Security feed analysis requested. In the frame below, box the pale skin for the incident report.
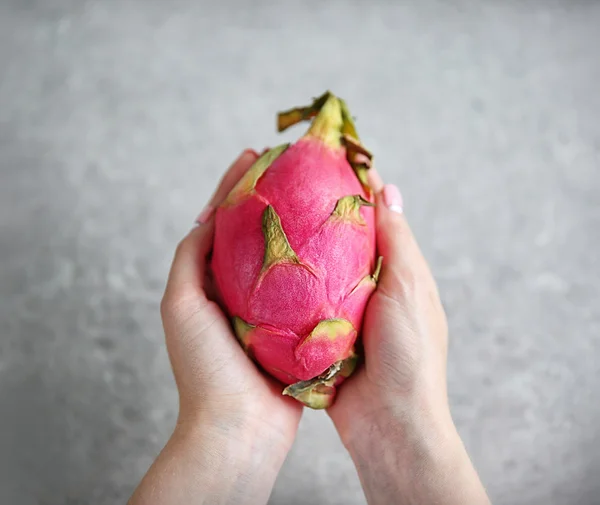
[129,150,491,505]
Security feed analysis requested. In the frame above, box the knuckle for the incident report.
[161,287,201,322]
[383,264,427,301]
[160,291,180,321]
[160,291,176,319]
[174,235,190,259]
[397,267,421,297]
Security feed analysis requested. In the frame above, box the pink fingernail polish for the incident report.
[383,184,403,214]
[195,204,214,225]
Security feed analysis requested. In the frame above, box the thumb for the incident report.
[375,184,437,300]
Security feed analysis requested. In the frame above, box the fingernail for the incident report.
[354,153,371,165]
[244,148,260,158]
[195,204,214,225]
[383,184,403,214]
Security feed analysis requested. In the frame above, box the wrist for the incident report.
[147,416,287,505]
[342,404,490,505]
[129,406,291,505]
[344,401,458,468]
[333,380,454,451]
[177,397,296,457]
[175,408,291,476]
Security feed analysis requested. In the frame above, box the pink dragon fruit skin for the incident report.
[211,92,380,409]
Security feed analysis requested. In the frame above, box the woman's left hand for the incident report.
[129,150,303,505]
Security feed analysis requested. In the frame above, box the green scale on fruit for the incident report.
[212,92,382,409]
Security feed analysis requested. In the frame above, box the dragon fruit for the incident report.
[212,92,380,409]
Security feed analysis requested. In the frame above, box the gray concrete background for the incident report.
[1,1,599,504]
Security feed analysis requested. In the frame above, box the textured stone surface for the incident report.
[1,1,600,504]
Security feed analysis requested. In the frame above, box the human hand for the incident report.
[328,169,451,442]
[161,148,302,443]
[328,169,490,505]
[129,150,302,505]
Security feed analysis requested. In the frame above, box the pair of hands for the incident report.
[130,150,490,505]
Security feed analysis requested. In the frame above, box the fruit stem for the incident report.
[276,91,374,193]
[277,91,332,133]
[305,93,345,149]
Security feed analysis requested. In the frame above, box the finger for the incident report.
[210,149,260,207]
[163,221,215,310]
[367,166,384,193]
[375,184,436,298]
[165,149,259,306]
[195,149,259,224]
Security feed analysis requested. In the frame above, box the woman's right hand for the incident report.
[328,170,491,505]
